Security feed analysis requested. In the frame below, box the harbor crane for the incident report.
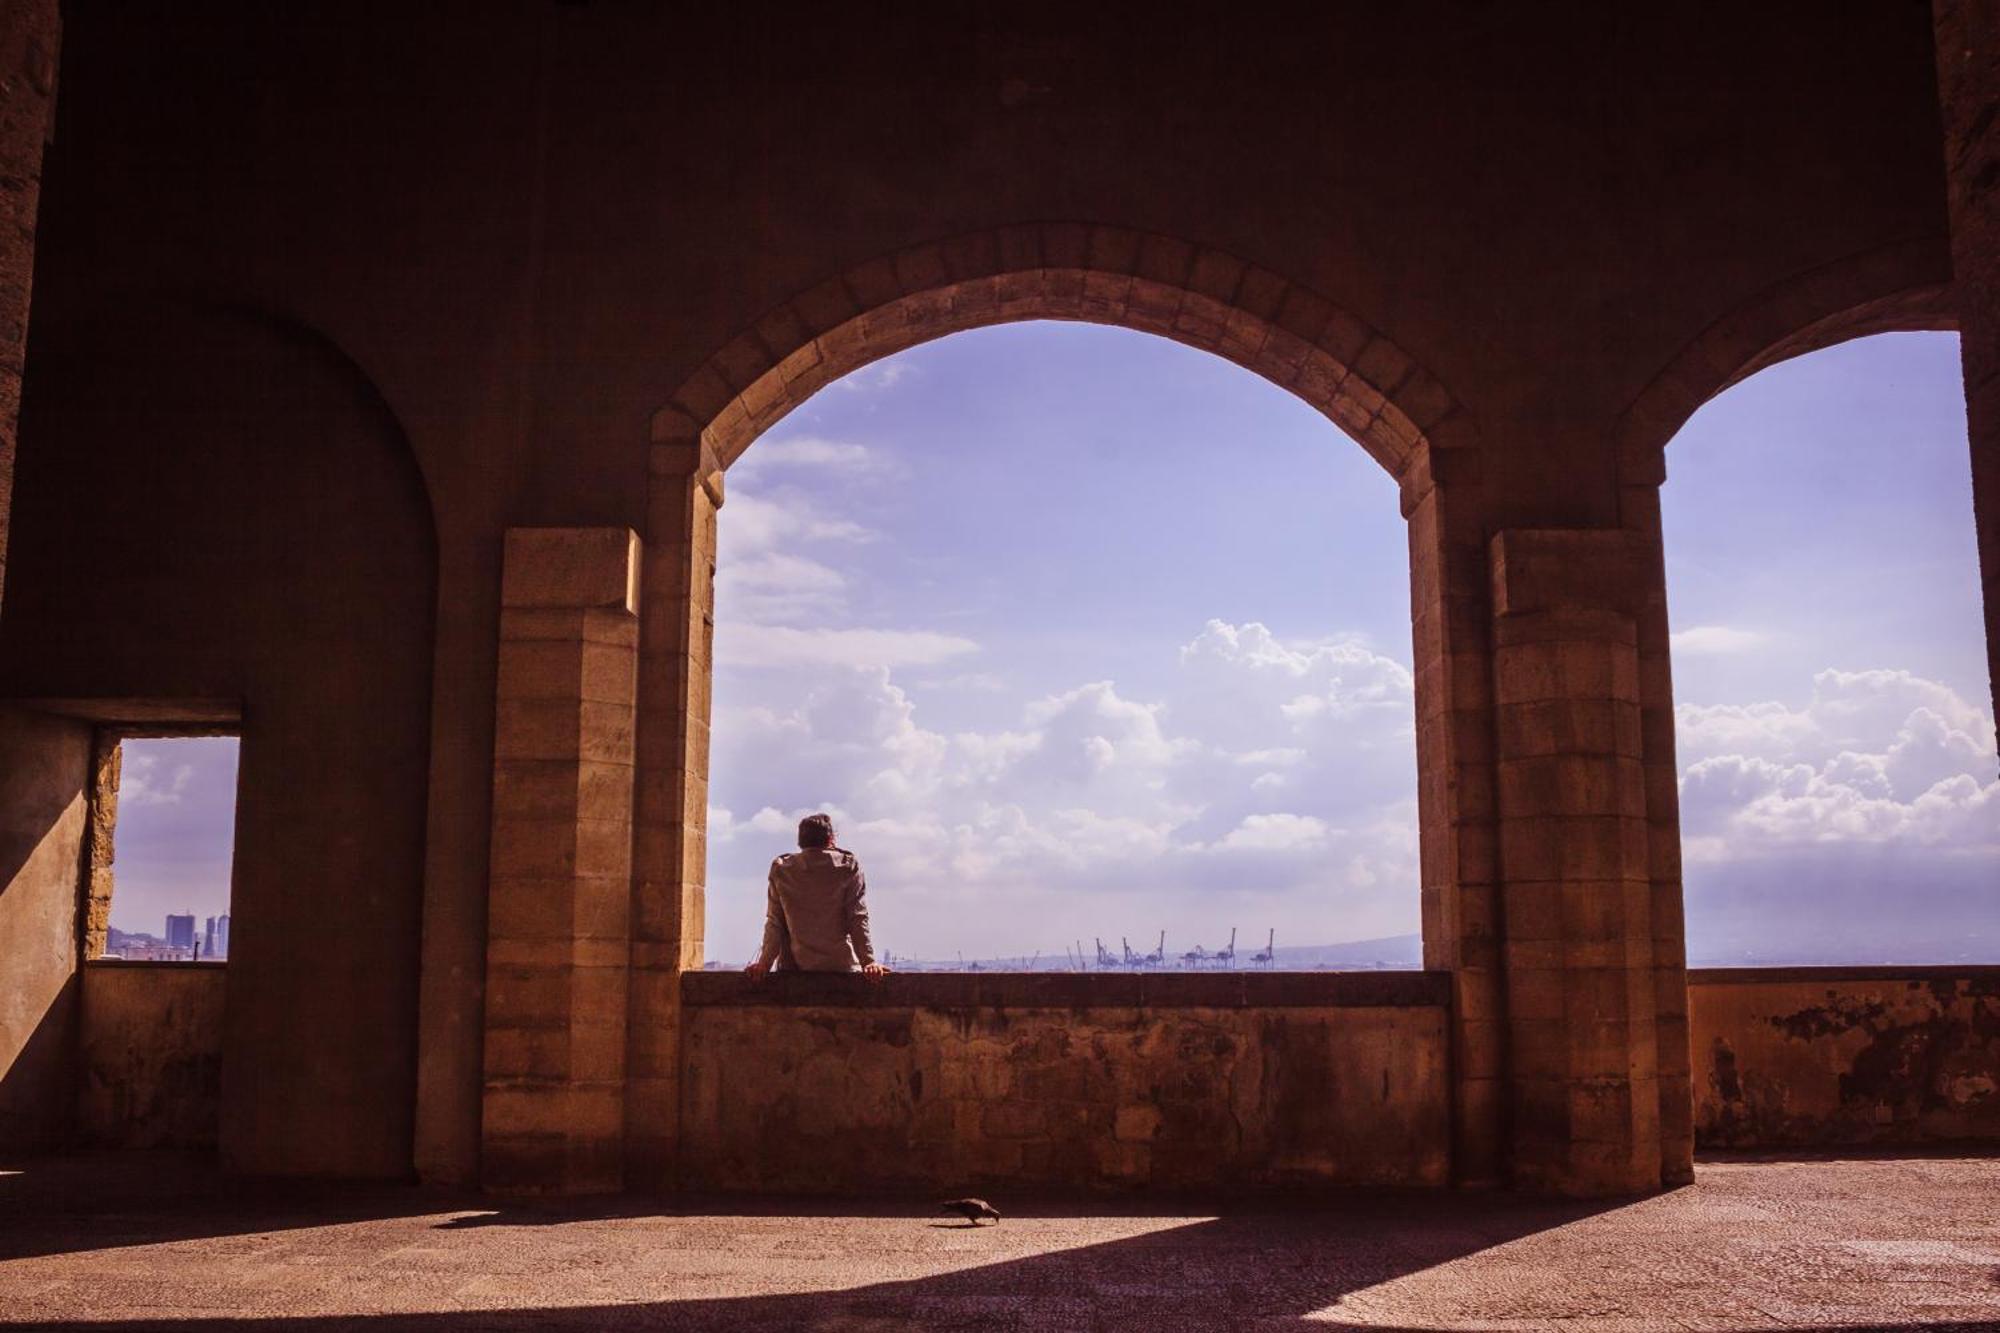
[1252,928,1276,967]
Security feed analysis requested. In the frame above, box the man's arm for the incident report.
[748,863,788,975]
[844,863,880,973]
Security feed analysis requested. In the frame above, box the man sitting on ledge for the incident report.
[746,813,888,981]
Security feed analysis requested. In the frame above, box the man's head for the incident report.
[797,812,835,850]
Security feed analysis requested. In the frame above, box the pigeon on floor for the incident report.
[938,1198,1001,1225]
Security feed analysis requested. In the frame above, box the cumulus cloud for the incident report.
[1677,667,1998,865]
[708,618,1424,959]
[1209,813,1331,852]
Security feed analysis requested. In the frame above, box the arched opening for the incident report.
[1662,330,1997,966]
[704,321,1421,971]
[613,229,1489,1193]
[638,228,1481,983]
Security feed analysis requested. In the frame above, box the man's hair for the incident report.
[797,813,835,850]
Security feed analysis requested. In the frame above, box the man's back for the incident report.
[764,846,874,972]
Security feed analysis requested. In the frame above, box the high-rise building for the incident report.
[165,914,195,951]
[212,914,230,960]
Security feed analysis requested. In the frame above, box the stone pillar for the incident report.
[1619,473,1695,1187]
[480,527,640,1193]
[0,0,59,614]
[1490,529,1664,1196]
[1404,451,1507,1187]
[623,429,721,1190]
[1934,0,2000,751]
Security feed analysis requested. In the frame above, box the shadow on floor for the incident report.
[2,1152,1993,1330]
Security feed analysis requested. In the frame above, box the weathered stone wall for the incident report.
[679,973,1451,1193]
[1690,968,2000,1149]
[0,704,88,1150]
[77,962,225,1150]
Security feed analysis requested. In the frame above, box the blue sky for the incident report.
[706,325,1997,965]
[107,735,238,938]
[107,326,1997,966]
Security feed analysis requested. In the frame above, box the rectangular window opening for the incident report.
[91,732,241,964]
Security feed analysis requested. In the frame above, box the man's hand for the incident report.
[862,962,890,984]
[744,960,771,981]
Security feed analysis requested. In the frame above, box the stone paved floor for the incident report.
[1,1153,1997,1330]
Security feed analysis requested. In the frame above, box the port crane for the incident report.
[1252,928,1276,967]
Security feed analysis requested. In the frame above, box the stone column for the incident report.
[1619,471,1695,1187]
[1404,450,1507,1187]
[1934,0,2000,751]
[1490,528,1664,1196]
[0,0,59,614]
[480,527,640,1193]
[623,430,722,1190]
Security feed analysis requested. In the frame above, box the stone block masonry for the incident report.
[677,972,1451,1193]
[482,529,642,1194]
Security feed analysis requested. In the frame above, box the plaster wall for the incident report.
[679,973,1451,1193]
[0,307,437,1179]
[0,705,87,1151]
[1690,968,2000,1149]
[77,963,225,1150]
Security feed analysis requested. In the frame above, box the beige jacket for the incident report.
[758,847,875,971]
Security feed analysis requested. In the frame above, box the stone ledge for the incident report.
[1688,965,2000,986]
[683,969,1450,1009]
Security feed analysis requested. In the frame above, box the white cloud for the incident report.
[915,672,1009,693]
[707,619,1424,959]
[721,492,873,557]
[717,624,980,670]
[1671,624,1765,655]
[121,755,194,807]
[834,362,909,393]
[735,436,882,474]
[1677,667,1999,863]
[714,552,848,623]
[1209,813,1331,852]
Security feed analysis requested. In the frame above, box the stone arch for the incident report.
[620,226,1488,1190]
[649,224,1475,487]
[1614,236,1956,487]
